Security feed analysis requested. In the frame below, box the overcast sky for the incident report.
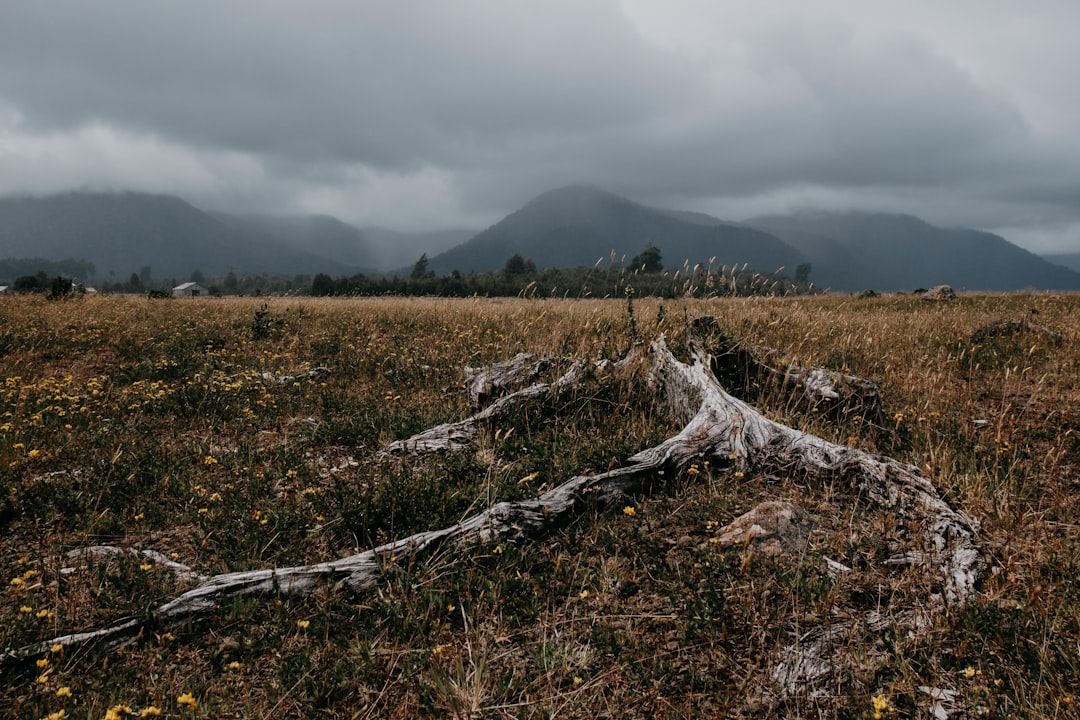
[1,1,1079,253]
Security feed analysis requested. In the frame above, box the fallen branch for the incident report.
[60,546,208,584]
[261,366,331,385]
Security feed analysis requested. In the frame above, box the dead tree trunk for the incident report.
[3,318,982,698]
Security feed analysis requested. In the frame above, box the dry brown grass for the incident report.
[1,292,1077,718]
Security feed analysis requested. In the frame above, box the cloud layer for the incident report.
[1,1,1078,251]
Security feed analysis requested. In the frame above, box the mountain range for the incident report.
[1,187,1078,292]
[0,192,472,282]
[747,211,1080,292]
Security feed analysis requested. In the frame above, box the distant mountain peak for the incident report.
[428,185,802,274]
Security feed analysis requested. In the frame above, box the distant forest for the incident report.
[0,258,96,283]
[309,252,811,299]
[2,251,813,299]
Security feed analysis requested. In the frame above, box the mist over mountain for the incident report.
[210,216,474,273]
[0,192,359,281]
[0,192,480,282]
[1043,252,1080,273]
[428,185,801,274]
[745,211,1080,292]
[362,228,475,271]
[212,212,378,272]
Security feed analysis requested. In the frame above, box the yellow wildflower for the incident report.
[10,577,25,587]
[871,694,894,718]
[963,666,979,679]
[573,676,583,686]
[37,609,54,620]
[579,590,590,599]
[204,455,217,465]
[105,704,133,719]
[36,658,49,669]
[296,619,310,629]
[139,708,162,717]
[176,692,197,709]
[55,686,72,698]
[19,605,32,613]
[622,506,636,517]
[227,660,241,670]
[51,643,63,654]
[44,711,66,720]
[140,563,153,571]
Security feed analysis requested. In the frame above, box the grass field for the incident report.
[1,293,1077,718]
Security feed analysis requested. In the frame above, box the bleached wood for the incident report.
[260,366,331,384]
[60,545,208,583]
[384,357,613,457]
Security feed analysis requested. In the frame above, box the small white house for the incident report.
[173,282,209,297]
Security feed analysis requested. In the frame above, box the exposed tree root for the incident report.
[463,352,560,407]
[3,317,983,705]
[385,354,631,457]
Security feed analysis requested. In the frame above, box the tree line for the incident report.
[311,249,813,299]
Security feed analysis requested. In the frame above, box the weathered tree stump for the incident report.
[3,317,982,703]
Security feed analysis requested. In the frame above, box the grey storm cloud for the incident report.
[0,2,686,167]
[0,0,1078,251]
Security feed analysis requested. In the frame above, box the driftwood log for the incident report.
[2,318,982,700]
